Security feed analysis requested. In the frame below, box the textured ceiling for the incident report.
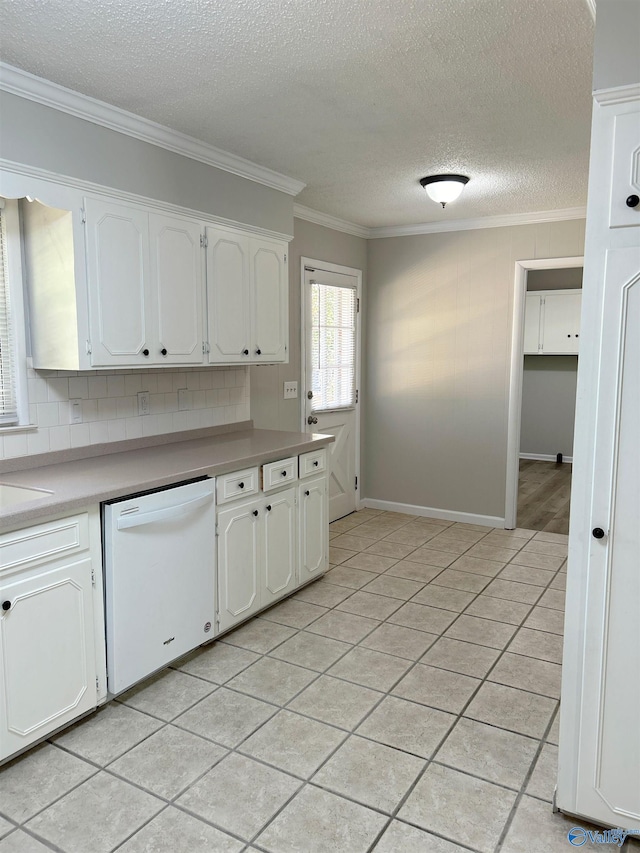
[0,0,594,228]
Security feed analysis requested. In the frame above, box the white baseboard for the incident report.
[360,498,505,529]
[520,453,573,463]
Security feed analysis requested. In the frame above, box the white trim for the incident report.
[593,83,640,106]
[369,207,587,239]
[505,256,584,529]
[293,204,369,239]
[0,62,306,197]
[520,453,573,463]
[0,160,294,243]
[300,257,362,514]
[361,498,505,529]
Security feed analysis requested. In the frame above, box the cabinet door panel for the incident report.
[299,477,328,584]
[207,228,250,362]
[0,558,97,758]
[85,199,149,366]
[251,239,287,362]
[150,215,204,364]
[609,113,640,229]
[541,292,581,353]
[217,499,261,632]
[263,487,296,605]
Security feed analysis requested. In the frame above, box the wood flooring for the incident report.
[517,459,572,534]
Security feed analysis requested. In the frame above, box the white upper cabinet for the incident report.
[251,238,288,362]
[609,112,640,229]
[85,198,151,366]
[206,227,250,362]
[206,226,288,364]
[85,199,205,367]
[149,214,204,364]
[523,289,582,355]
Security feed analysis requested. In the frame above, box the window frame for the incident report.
[0,198,30,430]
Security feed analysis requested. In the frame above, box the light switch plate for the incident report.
[283,381,298,399]
[178,388,190,411]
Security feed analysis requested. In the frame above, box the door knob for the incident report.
[626,194,639,208]
[308,416,318,425]
[307,391,313,399]
[592,527,605,539]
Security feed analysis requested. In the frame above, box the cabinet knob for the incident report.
[305,490,310,497]
[313,460,319,467]
[142,348,149,357]
[242,349,249,356]
[626,194,639,209]
[281,470,287,477]
[592,527,605,539]
[266,504,272,512]
[238,482,245,489]
[252,510,259,517]
[567,334,571,338]
[2,600,11,612]
[160,347,167,356]
[255,348,262,355]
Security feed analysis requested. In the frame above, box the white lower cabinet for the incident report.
[0,509,106,763]
[298,475,329,584]
[216,452,328,633]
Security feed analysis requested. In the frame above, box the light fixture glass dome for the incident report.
[420,174,469,207]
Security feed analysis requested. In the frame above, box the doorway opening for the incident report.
[300,258,362,523]
[505,256,584,531]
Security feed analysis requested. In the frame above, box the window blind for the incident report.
[0,206,18,425]
[311,281,356,411]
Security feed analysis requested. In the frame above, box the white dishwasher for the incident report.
[103,477,216,695]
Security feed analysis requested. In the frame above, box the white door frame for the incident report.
[300,257,362,510]
[504,255,584,529]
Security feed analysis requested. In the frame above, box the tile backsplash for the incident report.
[0,366,249,459]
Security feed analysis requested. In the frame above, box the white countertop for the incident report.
[0,427,333,533]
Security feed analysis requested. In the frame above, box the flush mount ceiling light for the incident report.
[420,174,470,208]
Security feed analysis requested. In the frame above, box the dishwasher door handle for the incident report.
[116,491,214,530]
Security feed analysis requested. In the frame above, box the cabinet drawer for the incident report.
[262,457,298,492]
[0,513,90,575]
[216,468,259,504]
[299,448,327,478]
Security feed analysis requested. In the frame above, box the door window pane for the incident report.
[310,282,356,411]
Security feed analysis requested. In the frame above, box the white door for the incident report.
[250,238,288,362]
[303,264,360,522]
[149,214,204,364]
[206,226,251,363]
[85,198,150,366]
[217,496,261,633]
[0,558,97,758]
[559,246,640,828]
[262,486,297,605]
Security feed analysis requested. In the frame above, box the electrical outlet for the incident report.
[69,399,82,424]
[178,388,190,411]
[137,391,150,416]
[283,381,298,399]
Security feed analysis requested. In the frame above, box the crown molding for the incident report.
[0,62,306,197]
[593,83,640,106]
[293,204,370,239]
[368,207,587,238]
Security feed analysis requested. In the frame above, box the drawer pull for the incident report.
[281,470,288,477]
[238,482,245,489]
[313,460,319,467]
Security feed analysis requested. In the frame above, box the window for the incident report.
[0,199,28,428]
[310,281,357,411]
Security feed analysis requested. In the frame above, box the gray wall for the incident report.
[520,356,578,458]
[250,217,367,431]
[527,267,583,291]
[593,0,640,90]
[364,219,585,520]
[0,92,293,235]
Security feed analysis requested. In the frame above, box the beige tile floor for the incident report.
[0,509,633,852]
